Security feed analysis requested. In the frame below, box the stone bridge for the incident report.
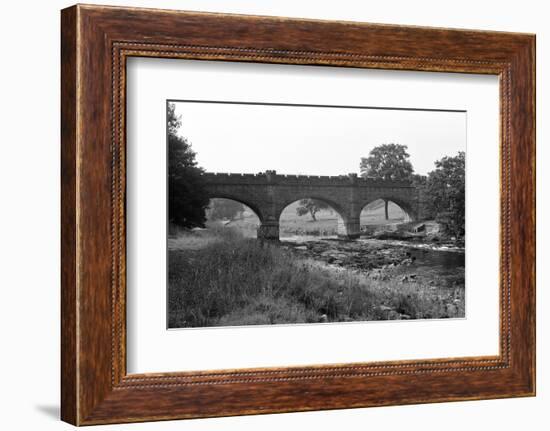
[201,170,426,240]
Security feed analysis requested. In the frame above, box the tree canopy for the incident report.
[167,103,210,228]
[358,143,464,235]
[360,144,414,219]
[425,151,465,237]
[359,143,414,181]
[296,199,330,221]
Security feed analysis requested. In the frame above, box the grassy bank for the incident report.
[168,229,464,328]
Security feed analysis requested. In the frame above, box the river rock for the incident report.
[387,310,401,320]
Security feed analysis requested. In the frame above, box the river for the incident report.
[281,236,465,288]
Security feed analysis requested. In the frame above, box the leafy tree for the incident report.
[425,152,465,237]
[360,143,414,219]
[409,173,432,220]
[296,199,329,221]
[410,173,427,187]
[167,103,210,228]
[207,198,245,221]
[167,103,181,135]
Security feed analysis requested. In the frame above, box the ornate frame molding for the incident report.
[61,5,534,425]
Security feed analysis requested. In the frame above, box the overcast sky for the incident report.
[172,101,465,176]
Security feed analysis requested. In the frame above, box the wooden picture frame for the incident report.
[61,4,535,425]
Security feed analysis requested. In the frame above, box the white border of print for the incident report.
[126,58,500,374]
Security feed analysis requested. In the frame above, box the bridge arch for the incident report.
[276,196,349,222]
[205,193,265,223]
[277,196,349,239]
[200,171,420,241]
[360,197,417,224]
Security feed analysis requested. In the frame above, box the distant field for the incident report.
[222,199,407,237]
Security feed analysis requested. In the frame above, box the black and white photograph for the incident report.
[167,100,466,329]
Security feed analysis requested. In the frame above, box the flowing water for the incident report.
[355,238,465,270]
[406,247,464,270]
[283,235,465,279]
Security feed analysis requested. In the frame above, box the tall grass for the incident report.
[168,231,464,328]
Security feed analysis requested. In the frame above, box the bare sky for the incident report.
[173,101,465,176]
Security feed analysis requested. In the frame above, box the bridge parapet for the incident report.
[201,171,414,188]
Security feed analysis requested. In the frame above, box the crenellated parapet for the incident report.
[201,171,414,188]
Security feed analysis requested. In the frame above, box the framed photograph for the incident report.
[61,4,535,425]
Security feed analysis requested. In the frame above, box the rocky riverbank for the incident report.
[283,237,463,271]
[280,236,465,320]
[168,228,466,326]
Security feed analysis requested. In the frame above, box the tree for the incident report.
[296,199,329,221]
[425,152,465,237]
[410,173,427,187]
[207,198,245,221]
[167,103,210,228]
[360,143,414,219]
[409,173,432,220]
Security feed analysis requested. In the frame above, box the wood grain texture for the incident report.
[60,5,78,425]
[60,4,536,425]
